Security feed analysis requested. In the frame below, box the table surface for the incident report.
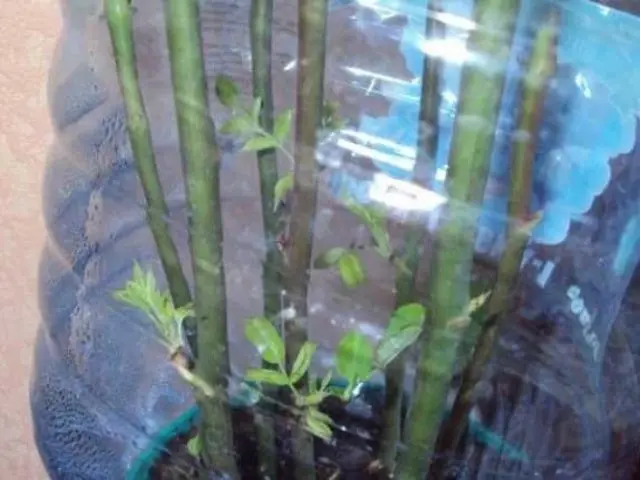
[0,0,60,477]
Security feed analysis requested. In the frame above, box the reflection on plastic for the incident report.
[31,0,640,478]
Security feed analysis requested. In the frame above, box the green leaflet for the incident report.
[301,391,329,407]
[244,316,285,365]
[245,368,290,386]
[387,303,426,336]
[468,290,492,313]
[290,341,317,384]
[320,370,332,391]
[313,247,348,269]
[113,262,193,351]
[343,199,392,258]
[304,407,333,441]
[273,173,294,212]
[321,100,345,131]
[375,303,425,368]
[376,327,422,368]
[338,252,366,288]
[242,135,281,152]
[336,331,374,385]
[187,434,202,457]
[219,114,253,135]
[370,223,392,259]
[215,74,240,108]
[274,109,293,142]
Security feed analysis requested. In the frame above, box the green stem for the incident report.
[395,2,520,478]
[455,259,496,370]
[250,0,280,477]
[163,0,238,476]
[285,0,328,373]
[379,0,443,470]
[429,13,558,476]
[282,0,329,477]
[104,0,191,309]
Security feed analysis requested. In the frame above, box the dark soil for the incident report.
[148,371,640,480]
[150,392,393,480]
[150,259,640,480]
[150,428,199,480]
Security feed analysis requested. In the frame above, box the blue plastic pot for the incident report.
[32,0,640,478]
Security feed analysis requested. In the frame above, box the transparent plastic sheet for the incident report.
[32,0,640,478]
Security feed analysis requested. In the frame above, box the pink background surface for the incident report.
[0,0,60,477]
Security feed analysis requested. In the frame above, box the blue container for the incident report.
[32,0,640,478]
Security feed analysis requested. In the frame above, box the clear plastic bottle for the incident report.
[32,0,640,478]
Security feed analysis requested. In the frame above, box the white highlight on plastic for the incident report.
[442,89,458,106]
[354,0,402,21]
[566,285,600,360]
[343,66,414,86]
[431,11,477,32]
[336,137,414,171]
[536,261,555,288]
[341,128,415,157]
[597,5,612,16]
[434,166,447,182]
[574,73,593,99]
[419,37,472,64]
[576,73,593,98]
[368,172,447,213]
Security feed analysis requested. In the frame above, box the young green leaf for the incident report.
[345,199,385,226]
[344,198,371,224]
[321,101,345,131]
[336,331,374,384]
[392,255,412,276]
[313,247,348,269]
[305,415,333,442]
[371,223,392,259]
[338,252,366,288]
[308,407,333,425]
[274,108,293,142]
[112,288,144,314]
[215,74,240,108]
[173,304,195,324]
[376,326,422,368]
[467,290,492,316]
[132,261,144,283]
[387,303,426,336]
[219,114,253,135]
[309,373,318,394]
[447,290,492,333]
[320,370,332,392]
[187,434,202,458]
[244,316,285,365]
[343,199,391,257]
[113,264,192,352]
[290,341,317,384]
[304,407,334,441]
[242,135,280,152]
[375,303,426,368]
[301,391,329,407]
[273,173,294,212]
[245,368,290,386]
